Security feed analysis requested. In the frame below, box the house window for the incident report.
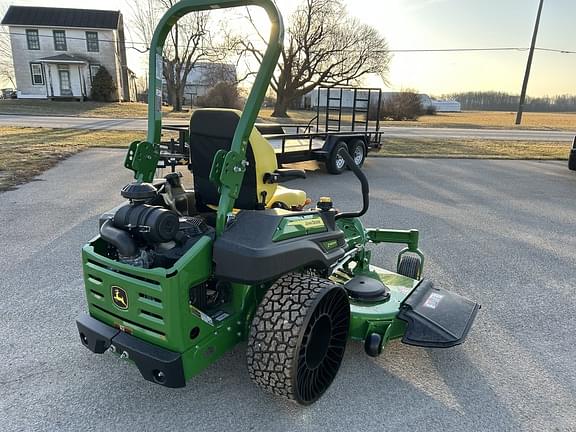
[89,64,101,83]
[26,29,40,50]
[53,30,67,51]
[86,32,99,52]
[30,63,44,85]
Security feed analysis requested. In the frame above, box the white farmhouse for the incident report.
[1,6,134,101]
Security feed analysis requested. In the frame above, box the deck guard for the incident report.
[398,280,480,348]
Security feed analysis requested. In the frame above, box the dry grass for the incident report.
[259,109,576,131]
[383,111,576,130]
[1,100,574,130]
[0,126,571,192]
[377,138,571,159]
[0,127,144,191]
[0,100,190,119]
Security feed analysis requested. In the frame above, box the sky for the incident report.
[2,0,575,97]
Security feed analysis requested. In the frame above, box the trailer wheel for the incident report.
[326,141,348,174]
[347,139,366,169]
[247,273,350,405]
[569,149,576,171]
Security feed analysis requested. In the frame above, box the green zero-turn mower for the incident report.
[76,0,480,405]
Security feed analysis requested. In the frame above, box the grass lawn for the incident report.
[1,100,575,130]
[259,109,576,131]
[0,127,144,191]
[377,138,571,159]
[0,126,571,192]
[0,100,190,119]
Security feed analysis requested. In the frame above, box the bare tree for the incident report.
[128,0,219,111]
[0,1,15,89]
[242,0,391,117]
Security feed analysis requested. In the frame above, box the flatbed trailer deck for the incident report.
[158,86,384,175]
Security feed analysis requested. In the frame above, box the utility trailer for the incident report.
[157,86,384,175]
[257,86,383,174]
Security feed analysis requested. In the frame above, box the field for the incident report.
[377,138,571,159]
[258,109,576,131]
[0,126,570,192]
[1,100,575,130]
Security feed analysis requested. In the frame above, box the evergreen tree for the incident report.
[90,67,117,102]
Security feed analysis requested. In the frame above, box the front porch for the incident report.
[39,54,93,101]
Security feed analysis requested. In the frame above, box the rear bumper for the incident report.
[76,313,185,388]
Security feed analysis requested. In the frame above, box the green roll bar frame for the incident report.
[126,0,283,236]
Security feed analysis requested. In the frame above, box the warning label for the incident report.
[423,292,443,309]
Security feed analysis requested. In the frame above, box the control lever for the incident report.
[334,150,370,220]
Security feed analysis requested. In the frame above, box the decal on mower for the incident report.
[111,286,129,310]
[286,216,325,229]
[423,292,443,309]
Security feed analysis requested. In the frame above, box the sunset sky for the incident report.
[3,0,575,97]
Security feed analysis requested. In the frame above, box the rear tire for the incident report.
[397,255,422,280]
[326,141,348,174]
[347,139,366,169]
[247,273,350,405]
[569,149,576,171]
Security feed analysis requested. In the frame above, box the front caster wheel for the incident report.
[247,273,350,405]
[397,255,422,280]
[364,333,383,357]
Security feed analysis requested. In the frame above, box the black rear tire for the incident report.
[247,273,350,405]
[397,255,422,280]
[569,149,576,171]
[325,141,348,174]
[347,139,366,169]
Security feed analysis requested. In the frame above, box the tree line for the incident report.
[445,91,576,112]
[128,0,390,117]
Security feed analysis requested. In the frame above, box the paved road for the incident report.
[1,153,575,431]
[0,113,574,141]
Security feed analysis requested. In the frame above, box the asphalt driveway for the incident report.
[1,151,575,431]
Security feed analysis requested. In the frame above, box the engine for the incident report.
[98,177,213,269]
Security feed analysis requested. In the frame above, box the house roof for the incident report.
[39,54,89,64]
[1,6,120,30]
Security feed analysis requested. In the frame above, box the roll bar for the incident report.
[146,0,284,235]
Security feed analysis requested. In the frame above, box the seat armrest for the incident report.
[264,169,306,184]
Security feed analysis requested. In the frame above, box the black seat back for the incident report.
[189,109,259,210]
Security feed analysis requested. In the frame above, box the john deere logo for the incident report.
[112,286,128,310]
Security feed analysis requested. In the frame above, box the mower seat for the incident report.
[188,109,307,211]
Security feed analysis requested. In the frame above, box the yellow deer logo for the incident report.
[111,286,128,310]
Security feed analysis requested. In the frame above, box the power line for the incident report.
[0,30,575,55]
[387,47,576,54]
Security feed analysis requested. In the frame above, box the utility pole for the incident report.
[515,0,544,125]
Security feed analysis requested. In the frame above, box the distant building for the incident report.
[179,62,237,106]
[301,88,461,113]
[418,94,461,113]
[1,6,134,101]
